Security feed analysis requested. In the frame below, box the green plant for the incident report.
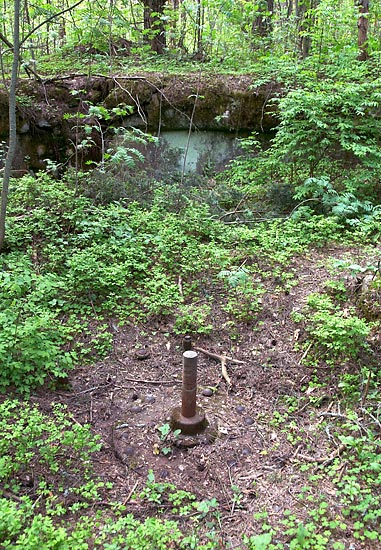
[156,423,181,455]
[293,177,381,224]
[333,431,381,541]
[0,254,75,392]
[293,292,371,360]
[271,79,381,184]
[173,303,213,334]
[0,497,92,550]
[96,514,185,550]
[138,470,196,515]
[193,497,219,519]
[64,100,156,177]
[269,410,288,428]
[322,279,347,301]
[0,400,102,505]
[230,483,244,510]
[138,469,174,506]
[242,532,275,550]
[0,497,209,550]
[218,267,265,322]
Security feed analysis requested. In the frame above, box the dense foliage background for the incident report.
[0,0,380,70]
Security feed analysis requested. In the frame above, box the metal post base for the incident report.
[170,406,207,435]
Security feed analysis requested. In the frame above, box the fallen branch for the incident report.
[115,379,179,387]
[194,346,245,388]
[221,357,231,387]
[178,275,184,297]
[115,357,180,385]
[298,342,312,365]
[75,383,113,395]
[123,480,139,505]
[295,443,347,465]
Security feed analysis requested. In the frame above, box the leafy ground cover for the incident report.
[1,56,381,547]
[0,166,380,549]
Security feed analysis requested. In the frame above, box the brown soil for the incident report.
[30,244,380,548]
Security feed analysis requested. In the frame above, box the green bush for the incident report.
[0,498,91,550]
[0,498,217,550]
[0,254,75,392]
[218,267,265,322]
[294,293,371,360]
[0,400,102,503]
[225,78,381,222]
[272,79,381,183]
[173,303,213,334]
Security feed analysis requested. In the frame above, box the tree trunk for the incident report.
[296,0,317,58]
[357,0,370,61]
[143,0,166,54]
[0,0,20,252]
[195,0,203,55]
[252,0,274,38]
[286,0,293,19]
[177,0,187,50]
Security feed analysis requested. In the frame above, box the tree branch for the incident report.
[194,346,245,388]
[20,0,86,47]
[0,31,13,49]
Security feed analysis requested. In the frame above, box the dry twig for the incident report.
[178,275,184,297]
[194,346,245,388]
[361,370,372,407]
[115,357,180,385]
[123,481,139,505]
[298,342,312,364]
[295,443,347,465]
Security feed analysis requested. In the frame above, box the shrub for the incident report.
[0,498,92,550]
[0,400,102,503]
[293,293,371,360]
[0,254,75,392]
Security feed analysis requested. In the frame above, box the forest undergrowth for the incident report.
[1,167,380,549]
[1,47,381,549]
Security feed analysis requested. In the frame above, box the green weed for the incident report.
[0,400,102,506]
[292,293,371,361]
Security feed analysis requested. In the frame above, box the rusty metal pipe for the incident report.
[181,350,198,418]
[183,335,192,351]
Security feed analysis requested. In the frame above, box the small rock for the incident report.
[130,405,143,414]
[19,122,30,134]
[236,405,245,414]
[37,119,51,129]
[145,394,156,404]
[135,348,150,360]
[202,388,213,397]
[20,474,34,487]
[241,446,251,456]
[124,446,135,456]
[244,416,254,426]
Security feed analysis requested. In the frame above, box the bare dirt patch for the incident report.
[30,244,380,548]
